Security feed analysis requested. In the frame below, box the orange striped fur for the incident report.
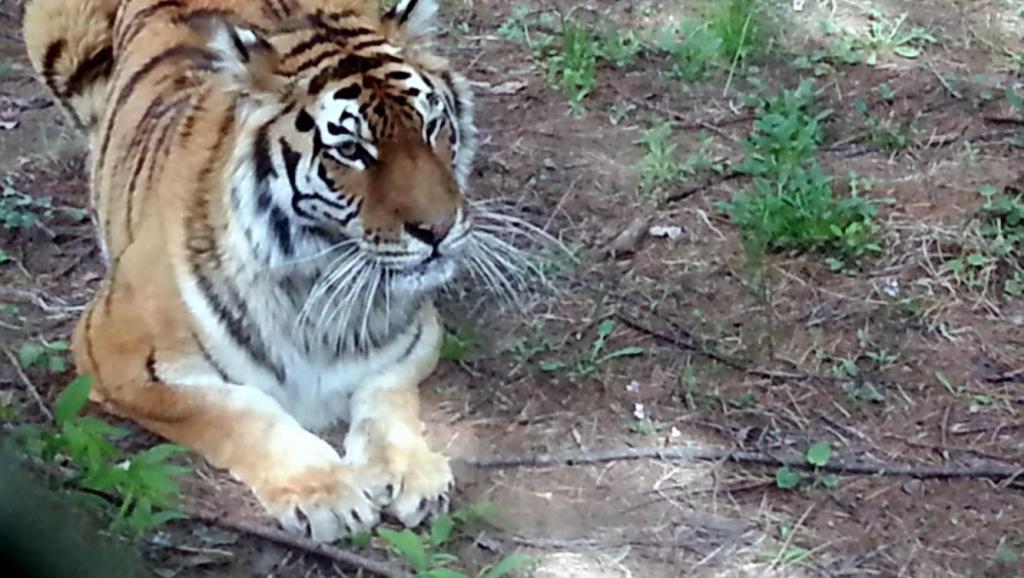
[23,0,487,541]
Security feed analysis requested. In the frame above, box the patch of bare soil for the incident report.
[2,0,1023,577]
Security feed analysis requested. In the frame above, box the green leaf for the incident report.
[806,440,832,467]
[892,45,921,59]
[946,259,964,273]
[48,354,68,374]
[377,528,429,572]
[134,443,187,466]
[0,249,9,264]
[429,514,456,547]
[775,466,800,489]
[350,531,372,548]
[18,342,45,369]
[440,332,467,362]
[481,554,534,578]
[980,184,999,198]
[819,474,840,488]
[966,253,986,267]
[55,375,94,427]
[539,360,568,372]
[596,319,616,339]
[422,570,470,578]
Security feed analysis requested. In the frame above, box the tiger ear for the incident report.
[190,16,284,94]
[382,0,439,45]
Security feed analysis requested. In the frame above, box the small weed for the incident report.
[775,440,839,490]
[853,99,916,153]
[760,523,812,565]
[655,21,722,81]
[945,184,1024,298]
[635,119,687,195]
[707,0,773,66]
[1,181,87,230]
[377,503,532,578]
[857,11,935,65]
[18,339,71,374]
[596,26,644,68]
[547,20,598,113]
[540,319,644,376]
[635,122,722,197]
[722,80,884,270]
[8,376,190,536]
[440,328,478,363]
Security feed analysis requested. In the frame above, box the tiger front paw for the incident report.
[382,446,455,528]
[254,463,381,542]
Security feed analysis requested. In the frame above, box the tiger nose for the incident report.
[404,215,455,247]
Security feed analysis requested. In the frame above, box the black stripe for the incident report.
[399,0,420,25]
[40,40,66,96]
[145,348,160,382]
[97,45,217,174]
[116,0,183,52]
[229,29,251,62]
[187,104,287,385]
[283,33,332,61]
[287,48,342,76]
[440,71,463,120]
[253,120,278,181]
[352,38,388,51]
[397,321,424,363]
[64,45,114,98]
[309,53,401,94]
[193,332,232,382]
[269,206,294,256]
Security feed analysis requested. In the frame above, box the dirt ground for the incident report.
[2,0,1024,577]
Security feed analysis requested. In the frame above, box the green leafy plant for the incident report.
[440,328,478,363]
[10,376,190,536]
[856,11,935,65]
[707,0,773,66]
[547,20,599,113]
[655,21,722,81]
[540,319,644,376]
[721,80,884,270]
[596,26,643,68]
[853,98,916,153]
[1,182,87,230]
[775,440,838,490]
[18,339,71,374]
[377,503,532,578]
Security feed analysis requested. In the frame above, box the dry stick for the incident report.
[2,346,54,421]
[460,446,1024,487]
[182,507,412,578]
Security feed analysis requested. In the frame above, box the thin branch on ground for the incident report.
[182,507,411,578]
[662,171,744,204]
[2,346,53,420]
[625,96,755,132]
[461,445,1024,487]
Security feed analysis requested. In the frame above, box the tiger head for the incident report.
[198,0,509,302]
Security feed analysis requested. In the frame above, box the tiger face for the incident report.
[208,0,478,299]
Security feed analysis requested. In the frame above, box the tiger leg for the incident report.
[342,309,454,528]
[74,287,380,542]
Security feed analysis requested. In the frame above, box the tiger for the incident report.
[22,0,527,542]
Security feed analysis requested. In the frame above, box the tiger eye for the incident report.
[337,141,359,157]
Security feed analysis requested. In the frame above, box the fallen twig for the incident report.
[182,507,411,578]
[2,346,54,420]
[662,171,743,204]
[462,445,1024,487]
